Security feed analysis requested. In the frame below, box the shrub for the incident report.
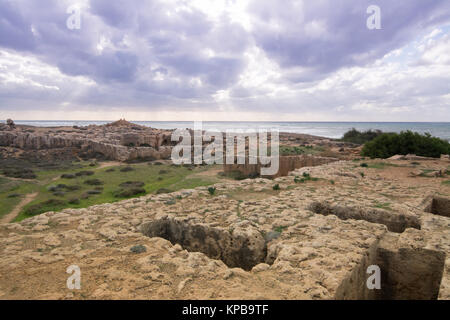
[7,193,21,198]
[360,163,369,168]
[114,187,146,198]
[84,179,103,186]
[130,245,147,254]
[361,131,450,159]
[61,174,76,179]
[120,166,134,172]
[68,198,80,205]
[86,190,102,195]
[75,171,94,177]
[25,199,66,216]
[273,184,280,191]
[341,128,384,144]
[3,168,37,179]
[119,181,145,188]
[208,187,216,195]
[65,185,81,191]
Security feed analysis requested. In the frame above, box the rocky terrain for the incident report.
[0,120,359,164]
[0,120,174,162]
[0,157,448,300]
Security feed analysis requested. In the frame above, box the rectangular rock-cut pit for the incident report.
[335,233,445,300]
[374,234,446,300]
[424,196,450,218]
[140,217,269,271]
[308,202,421,233]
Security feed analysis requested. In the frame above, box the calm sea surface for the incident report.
[5,121,450,141]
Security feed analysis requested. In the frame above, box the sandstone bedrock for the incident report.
[0,153,448,300]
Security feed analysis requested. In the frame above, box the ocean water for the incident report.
[5,121,450,141]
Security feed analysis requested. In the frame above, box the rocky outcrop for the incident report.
[0,123,174,162]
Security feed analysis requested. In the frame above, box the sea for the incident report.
[4,121,450,141]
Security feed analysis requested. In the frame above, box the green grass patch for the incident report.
[372,201,392,210]
[273,225,288,233]
[280,145,324,156]
[12,163,225,222]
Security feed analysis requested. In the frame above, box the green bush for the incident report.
[84,179,103,186]
[2,168,37,179]
[68,198,80,205]
[341,128,383,144]
[119,181,145,188]
[75,171,94,177]
[273,184,280,191]
[114,187,146,198]
[208,187,216,195]
[361,131,450,159]
[61,174,76,179]
[120,166,134,172]
[25,199,66,216]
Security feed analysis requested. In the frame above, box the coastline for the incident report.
[3,120,450,141]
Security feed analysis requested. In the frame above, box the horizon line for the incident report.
[4,120,450,123]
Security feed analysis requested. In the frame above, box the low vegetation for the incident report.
[362,131,450,159]
[0,161,229,222]
[280,145,324,156]
[294,172,319,183]
[208,187,216,195]
[2,168,37,179]
[341,128,384,145]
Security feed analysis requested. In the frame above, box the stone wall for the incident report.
[223,155,338,178]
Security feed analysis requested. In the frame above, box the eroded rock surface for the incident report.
[0,158,448,300]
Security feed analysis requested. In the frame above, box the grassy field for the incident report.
[0,161,227,222]
[0,177,41,219]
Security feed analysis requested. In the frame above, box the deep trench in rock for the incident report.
[141,218,270,271]
[425,196,450,218]
[335,233,445,300]
[308,202,421,233]
[374,244,445,300]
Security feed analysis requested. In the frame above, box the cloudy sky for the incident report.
[0,0,449,121]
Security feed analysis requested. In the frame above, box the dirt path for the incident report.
[0,192,38,224]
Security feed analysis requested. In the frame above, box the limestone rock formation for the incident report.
[0,121,174,162]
